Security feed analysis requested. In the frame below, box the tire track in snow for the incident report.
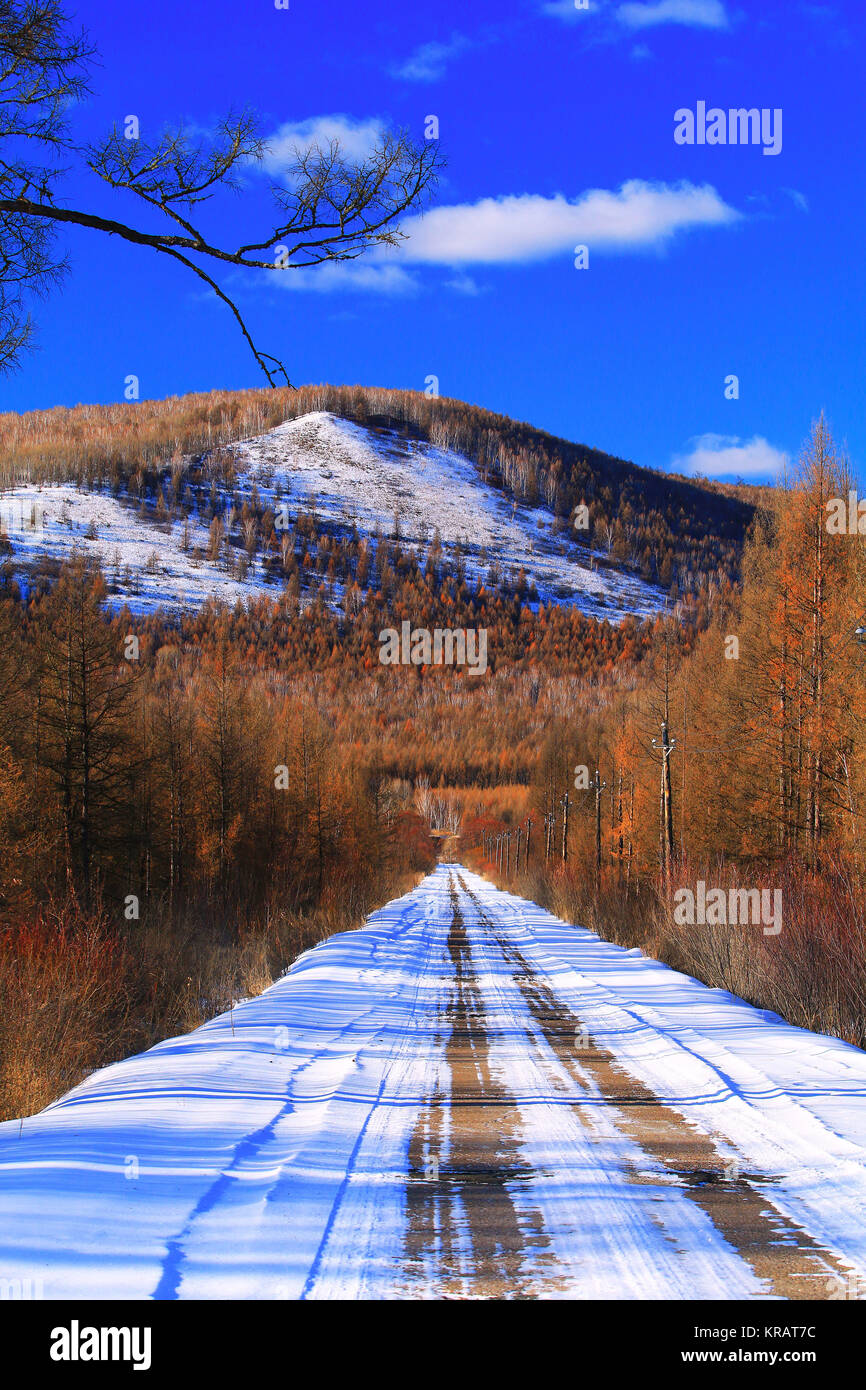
[458,872,855,1299]
[428,872,757,1297]
[402,882,556,1297]
[402,871,755,1298]
[150,881,448,1299]
[290,876,454,1299]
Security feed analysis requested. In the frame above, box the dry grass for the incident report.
[0,880,421,1122]
[0,906,133,1119]
[655,858,866,1048]
[475,851,866,1050]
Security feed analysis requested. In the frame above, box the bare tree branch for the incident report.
[0,0,90,369]
[0,1,443,382]
[152,242,292,389]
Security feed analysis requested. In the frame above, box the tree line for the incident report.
[1,383,755,597]
[470,418,866,1047]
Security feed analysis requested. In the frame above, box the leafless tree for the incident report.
[0,0,442,383]
[414,776,434,825]
[0,0,90,369]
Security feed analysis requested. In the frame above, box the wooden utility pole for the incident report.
[515,825,522,873]
[626,778,635,896]
[657,720,675,883]
[560,793,572,862]
[594,769,606,879]
[526,816,533,863]
[779,590,793,852]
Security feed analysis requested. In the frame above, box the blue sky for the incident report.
[2,0,864,482]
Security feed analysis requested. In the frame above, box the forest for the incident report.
[0,398,860,1126]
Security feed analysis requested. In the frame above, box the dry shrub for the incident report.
[0,867,423,1121]
[0,906,133,1119]
[477,847,866,1050]
[0,909,311,1121]
[656,857,866,1048]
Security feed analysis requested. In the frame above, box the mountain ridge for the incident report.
[0,384,758,616]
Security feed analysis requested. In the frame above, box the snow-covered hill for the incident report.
[0,411,665,619]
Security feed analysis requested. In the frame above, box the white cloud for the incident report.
[616,0,729,27]
[541,0,727,24]
[272,261,418,295]
[672,433,788,479]
[390,33,472,82]
[261,116,385,174]
[253,174,738,295]
[783,187,809,212]
[382,181,738,267]
[443,272,483,295]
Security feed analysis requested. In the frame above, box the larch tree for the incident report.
[33,559,137,904]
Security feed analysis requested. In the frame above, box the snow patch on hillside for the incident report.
[234,412,663,618]
[0,484,262,615]
[0,411,666,620]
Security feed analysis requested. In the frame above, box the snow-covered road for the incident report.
[2,865,866,1300]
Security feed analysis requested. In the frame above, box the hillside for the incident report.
[0,385,757,619]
